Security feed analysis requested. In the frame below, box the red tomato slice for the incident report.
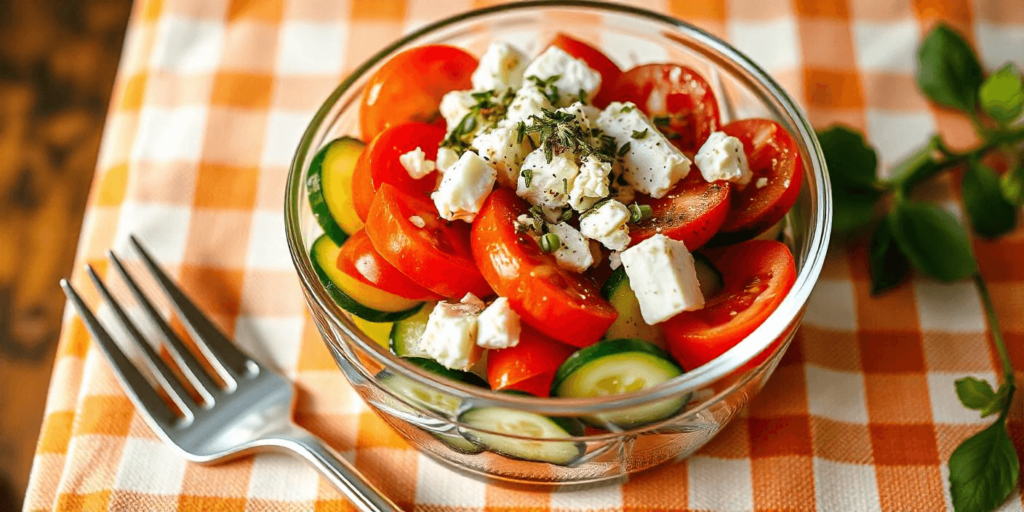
[352,123,444,222]
[487,325,577,396]
[336,230,443,301]
[472,188,617,347]
[359,45,477,140]
[608,64,721,154]
[716,119,803,242]
[662,240,796,370]
[365,183,492,299]
[549,33,622,108]
[629,171,731,250]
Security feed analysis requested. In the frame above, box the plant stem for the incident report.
[973,272,1017,419]
[889,126,1024,192]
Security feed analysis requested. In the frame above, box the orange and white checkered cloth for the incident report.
[24,0,1024,510]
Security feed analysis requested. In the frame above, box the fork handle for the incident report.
[272,430,403,511]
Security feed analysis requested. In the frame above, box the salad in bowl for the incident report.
[287,1,829,484]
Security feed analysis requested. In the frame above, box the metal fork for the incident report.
[60,236,401,512]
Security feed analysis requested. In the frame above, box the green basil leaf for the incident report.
[963,161,1018,238]
[869,218,911,295]
[980,384,1011,418]
[817,125,879,192]
[948,419,1019,512]
[1001,164,1024,207]
[954,377,997,410]
[979,64,1024,124]
[832,187,880,234]
[889,201,977,281]
[917,23,984,112]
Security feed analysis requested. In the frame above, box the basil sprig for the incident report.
[819,23,1022,512]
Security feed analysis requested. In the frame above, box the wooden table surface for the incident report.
[0,1,132,508]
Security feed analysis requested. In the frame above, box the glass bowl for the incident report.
[285,0,831,485]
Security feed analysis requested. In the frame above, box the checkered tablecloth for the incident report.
[24,0,1024,510]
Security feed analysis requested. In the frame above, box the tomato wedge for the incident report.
[365,183,492,299]
[608,64,720,154]
[336,229,442,301]
[629,171,731,250]
[662,240,796,370]
[716,119,803,242]
[549,33,621,108]
[487,325,577,397]
[359,45,477,140]
[352,123,444,222]
[472,188,617,347]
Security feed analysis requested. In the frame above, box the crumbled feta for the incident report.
[620,234,704,325]
[471,42,527,93]
[516,149,578,211]
[435,147,459,172]
[432,151,497,222]
[472,125,531,188]
[408,215,425,228]
[580,199,631,251]
[569,155,611,211]
[783,178,790,188]
[695,131,751,185]
[440,90,478,137]
[545,221,594,273]
[755,177,768,189]
[476,297,521,349]
[398,147,435,180]
[514,213,541,234]
[504,84,552,127]
[421,301,483,370]
[609,251,622,270]
[523,46,602,107]
[596,102,691,198]
[460,292,486,311]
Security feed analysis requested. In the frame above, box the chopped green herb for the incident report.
[521,168,533,188]
[540,232,561,253]
[628,203,654,223]
[652,115,671,126]
[516,121,526,143]
[618,142,632,157]
[632,128,649,140]
[561,209,573,222]
[620,104,635,113]
[578,88,589,104]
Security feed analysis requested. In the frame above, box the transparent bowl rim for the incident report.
[285,0,832,416]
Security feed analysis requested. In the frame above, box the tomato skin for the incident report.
[352,123,444,222]
[662,240,796,370]
[550,33,621,108]
[630,172,731,250]
[487,325,577,396]
[359,45,477,141]
[716,119,803,242]
[365,183,492,299]
[609,64,721,154]
[471,188,617,348]
[336,230,442,301]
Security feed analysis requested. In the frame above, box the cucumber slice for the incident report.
[552,339,686,428]
[307,137,365,245]
[310,235,422,322]
[458,407,585,465]
[389,304,435,358]
[377,357,488,416]
[692,253,723,298]
[601,268,664,344]
[431,430,484,454]
[352,315,393,349]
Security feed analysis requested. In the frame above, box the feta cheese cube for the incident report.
[472,124,531,188]
[569,155,611,211]
[609,251,622,270]
[422,301,482,370]
[476,297,521,349]
[505,84,552,127]
[432,151,497,222]
[545,221,594,273]
[580,199,631,251]
[523,46,602,107]
[435,147,460,172]
[516,148,578,210]
[695,131,751,185]
[620,234,704,324]
[460,292,486,311]
[398,147,435,180]
[472,42,527,93]
[440,90,478,136]
[596,102,691,198]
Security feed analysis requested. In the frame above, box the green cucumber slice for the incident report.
[377,357,488,416]
[307,137,365,245]
[389,304,434,358]
[431,430,484,454]
[552,338,686,428]
[310,235,422,322]
[601,268,664,344]
[458,407,585,465]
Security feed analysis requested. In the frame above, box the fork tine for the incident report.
[107,250,221,403]
[85,265,196,419]
[129,235,254,381]
[61,279,177,426]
